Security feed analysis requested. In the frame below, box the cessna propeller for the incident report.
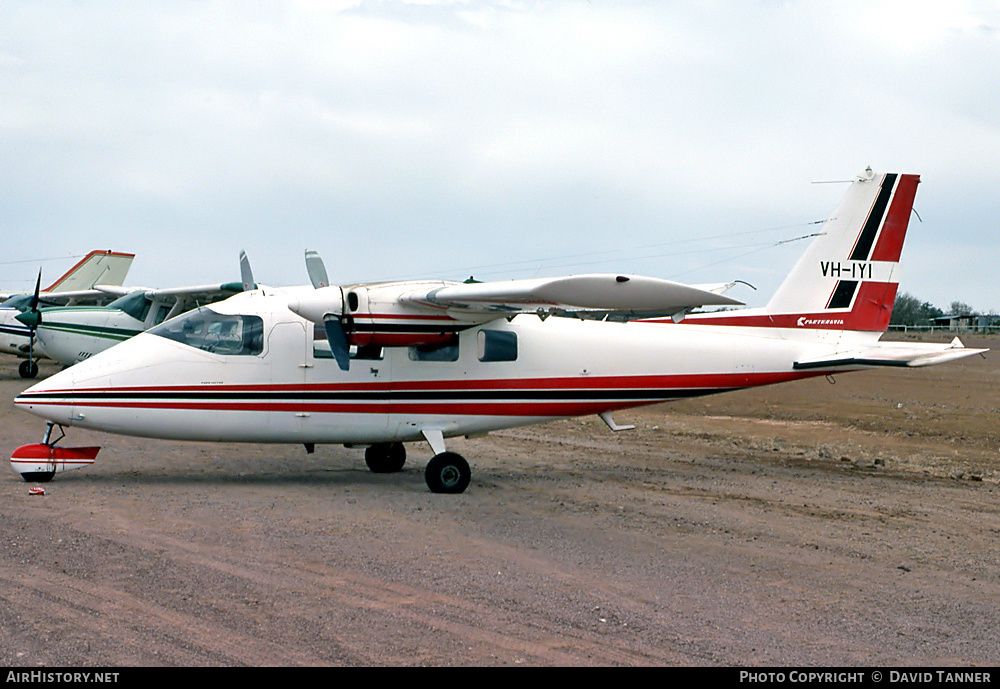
[16,270,43,379]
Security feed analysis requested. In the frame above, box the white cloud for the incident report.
[1,0,998,309]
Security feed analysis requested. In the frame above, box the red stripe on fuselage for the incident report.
[17,370,833,418]
[20,370,819,397]
[647,281,899,332]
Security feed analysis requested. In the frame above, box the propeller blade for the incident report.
[324,318,351,371]
[305,249,329,289]
[239,250,257,290]
[29,269,41,313]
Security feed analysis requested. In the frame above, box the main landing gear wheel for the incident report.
[425,452,471,494]
[365,442,406,473]
[21,471,55,483]
[18,360,39,379]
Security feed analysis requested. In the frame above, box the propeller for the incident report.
[289,250,350,371]
[220,251,259,293]
[239,250,257,291]
[13,270,43,378]
[305,249,329,288]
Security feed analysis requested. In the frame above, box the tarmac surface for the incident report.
[0,333,997,666]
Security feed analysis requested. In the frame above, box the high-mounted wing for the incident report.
[287,250,745,372]
[94,250,256,304]
[401,274,743,317]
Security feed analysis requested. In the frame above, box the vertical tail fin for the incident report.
[43,250,135,292]
[762,169,919,332]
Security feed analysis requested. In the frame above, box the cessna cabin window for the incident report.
[153,304,171,325]
[149,307,264,356]
[477,330,517,362]
[408,336,459,362]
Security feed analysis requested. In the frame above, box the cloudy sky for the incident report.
[2,0,998,312]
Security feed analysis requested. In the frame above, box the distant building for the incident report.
[931,313,1000,332]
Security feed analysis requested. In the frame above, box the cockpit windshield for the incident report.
[108,292,152,321]
[0,295,32,311]
[148,307,264,356]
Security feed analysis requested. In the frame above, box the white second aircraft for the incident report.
[12,170,987,493]
[1,250,135,378]
[14,252,258,369]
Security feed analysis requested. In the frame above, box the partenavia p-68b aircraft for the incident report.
[12,170,987,492]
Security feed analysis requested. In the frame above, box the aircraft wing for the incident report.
[1,288,130,308]
[138,282,246,300]
[793,337,988,369]
[402,274,743,317]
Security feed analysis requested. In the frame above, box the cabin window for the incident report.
[408,335,459,362]
[477,330,517,362]
[149,307,264,356]
[153,304,171,325]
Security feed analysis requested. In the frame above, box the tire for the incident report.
[19,360,39,379]
[365,442,406,473]
[22,471,55,483]
[424,452,471,494]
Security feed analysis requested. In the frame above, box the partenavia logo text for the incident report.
[797,317,846,327]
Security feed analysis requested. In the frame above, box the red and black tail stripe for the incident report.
[825,173,899,310]
[849,173,898,261]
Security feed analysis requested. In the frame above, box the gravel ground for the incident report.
[0,334,997,666]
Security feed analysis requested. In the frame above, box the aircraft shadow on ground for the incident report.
[21,464,433,489]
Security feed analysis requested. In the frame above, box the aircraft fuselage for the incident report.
[15,288,861,446]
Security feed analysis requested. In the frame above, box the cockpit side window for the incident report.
[149,308,264,355]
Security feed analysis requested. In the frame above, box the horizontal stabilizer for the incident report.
[406,274,743,316]
[794,337,987,369]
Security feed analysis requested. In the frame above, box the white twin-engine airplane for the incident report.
[12,170,988,493]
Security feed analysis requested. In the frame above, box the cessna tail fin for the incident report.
[44,250,135,293]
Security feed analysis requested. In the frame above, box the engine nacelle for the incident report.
[339,284,482,348]
[289,281,493,350]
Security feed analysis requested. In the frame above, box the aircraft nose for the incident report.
[14,365,77,424]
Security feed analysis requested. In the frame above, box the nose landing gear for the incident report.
[10,423,100,482]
